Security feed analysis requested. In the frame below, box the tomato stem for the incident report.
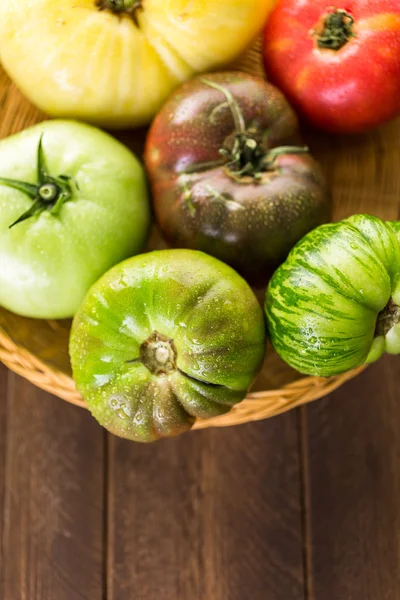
[201,79,245,133]
[316,9,355,50]
[375,299,400,337]
[39,183,59,202]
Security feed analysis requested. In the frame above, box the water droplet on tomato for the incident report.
[94,373,111,387]
[109,397,132,420]
[115,408,129,420]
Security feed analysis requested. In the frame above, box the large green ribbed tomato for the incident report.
[0,120,150,319]
[70,250,266,442]
[265,215,400,376]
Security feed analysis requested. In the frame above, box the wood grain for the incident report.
[0,364,9,583]
[107,415,305,600]
[1,27,400,600]
[303,355,400,600]
[0,375,105,600]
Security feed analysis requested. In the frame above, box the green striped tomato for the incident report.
[265,215,400,377]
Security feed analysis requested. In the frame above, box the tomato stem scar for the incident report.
[95,0,143,25]
[315,8,355,51]
[139,331,178,376]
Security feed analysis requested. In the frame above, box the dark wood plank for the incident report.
[0,374,105,600]
[107,413,305,600]
[304,355,400,600]
[0,364,9,578]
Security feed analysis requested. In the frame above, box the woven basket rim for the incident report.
[0,325,366,430]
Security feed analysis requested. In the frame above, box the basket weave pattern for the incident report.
[0,36,398,430]
[0,324,366,428]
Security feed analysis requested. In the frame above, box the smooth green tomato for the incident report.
[265,214,400,377]
[0,120,150,318]
[70,250,266,442]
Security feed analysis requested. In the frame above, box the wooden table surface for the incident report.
[0,357,399,599]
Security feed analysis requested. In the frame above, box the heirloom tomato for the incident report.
[264,0,400,133]
[70,249,266,442]
[266,215,400,377]
[145,72,331,284]
[0,120,150,319]
[0,0,275,128]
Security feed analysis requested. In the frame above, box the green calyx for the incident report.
[96,0,143,25]
[181,79,308,181]
[0,136,76,229]
[316,9,355,51]
[139,331,178,376]
[221,135,309,180]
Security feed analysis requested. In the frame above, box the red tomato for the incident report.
[264,0,400,133]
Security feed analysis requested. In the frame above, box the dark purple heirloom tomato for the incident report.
[145,72,332,283]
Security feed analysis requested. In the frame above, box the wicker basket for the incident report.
[0,39,399,430]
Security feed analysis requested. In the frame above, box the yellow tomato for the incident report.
[0,0,275,128]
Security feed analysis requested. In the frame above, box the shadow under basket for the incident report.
[0,38,399,431]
